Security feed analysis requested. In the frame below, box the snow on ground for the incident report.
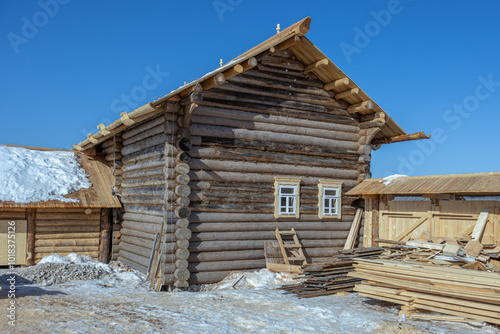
[381,174,408,186]
[197,268,299,291]
[1,259,499,334]
[0,145,91,203]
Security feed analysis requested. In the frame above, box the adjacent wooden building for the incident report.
[346,172,500,247]
[75,17,427,286]
[0,146,121,266]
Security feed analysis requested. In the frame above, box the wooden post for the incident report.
[26,208,36,266]
[371,196,380,247]
[98,208,112,263]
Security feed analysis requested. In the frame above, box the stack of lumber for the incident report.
[350,258,500,325]
[375,237,500,272]
[280,247,383,298]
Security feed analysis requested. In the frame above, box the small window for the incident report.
[318,180,342,219]
[274,177,301,218]
[279,185,296,214]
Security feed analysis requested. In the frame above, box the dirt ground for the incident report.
[1,268,498,334]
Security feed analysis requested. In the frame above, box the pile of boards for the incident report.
[280,247,384,298]
[350,258,500,325]
[375,237,500,272]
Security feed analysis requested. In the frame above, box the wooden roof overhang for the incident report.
[0,146,121,209]
[75,17,428,151]
[346,172,500,197]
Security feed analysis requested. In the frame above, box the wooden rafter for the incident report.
[304,58,329,74]
[372,132,431,145]
[347,100,374,114]
[323,77,350,91]
[278,35,301,50]
[335,88,360,100]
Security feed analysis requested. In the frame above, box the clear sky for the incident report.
[1,1,499,178]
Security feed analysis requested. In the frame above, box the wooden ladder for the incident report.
[275,227,307,266]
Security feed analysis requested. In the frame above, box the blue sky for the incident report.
[1,1,499,178]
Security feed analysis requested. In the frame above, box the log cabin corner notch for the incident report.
[75,17,429,286]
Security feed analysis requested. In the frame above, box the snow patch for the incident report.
[0,145,91,203]
[39,253,96,265]
[381,174,408,186]
[201,268,299,291]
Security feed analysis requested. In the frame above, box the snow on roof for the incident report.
[0,145,91,204]
[380,174,408,186]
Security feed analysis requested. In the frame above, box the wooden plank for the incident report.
[409,314,483,324]
[291,228,307,266]
[405,240,444,251]
[147,233,159,274]
[471,209,490,241]
[344,208,363,250]
[98,208,112,263]
[275,228,289,265]
[266,262,303,273]
[26,209,36,266]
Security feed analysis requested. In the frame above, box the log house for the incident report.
[75,17,428,286]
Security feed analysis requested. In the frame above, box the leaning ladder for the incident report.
[275,227,307,266]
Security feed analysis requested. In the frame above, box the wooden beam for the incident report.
[87,133,98,144]
[223,64,244,80]
[471,209,490,241]
[97,124,111,136]
[323,78,349,91]
[26,209,36,266]
[278,35,301,50]
[179,91,203,107]
[168,95,181,102]
[98,208,112,263]
[201,73,226,90]
[120,112,136,126]
[347,100,374,114]
[182,103,198,128]
[372,132,431,145]
[405,240,444,251]
[266,262,303,273]
[240,57,258,71]
[344,208,363,250]
[335,88,360,100]
[372,197,380,247]
[179,81,204,97]
[304,58,329,74]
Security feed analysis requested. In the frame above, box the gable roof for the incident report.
[75,17,426,151]
[0,145,121,209]
[346,172,500,196]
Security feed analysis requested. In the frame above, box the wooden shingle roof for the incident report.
[76,17,426,151]
[346,172,500,196]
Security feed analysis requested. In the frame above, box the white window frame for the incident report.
[318,180,342,219]
[274,177,301,218]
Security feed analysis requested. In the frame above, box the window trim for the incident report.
[274,177,301,218]
[318,180,342,219]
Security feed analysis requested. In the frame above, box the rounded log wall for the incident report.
[187,50,365,284]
